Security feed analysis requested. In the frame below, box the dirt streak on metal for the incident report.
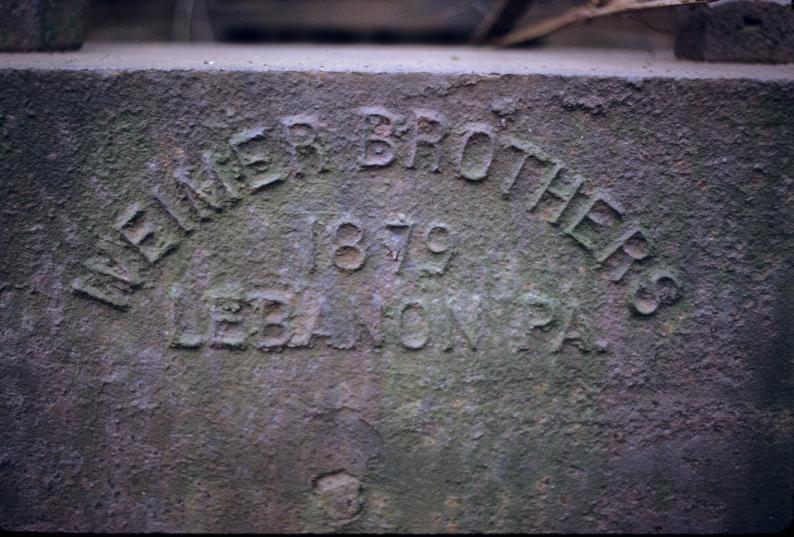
[0,51,792,532]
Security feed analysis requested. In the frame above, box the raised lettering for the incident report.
[383,215,414,274]
[458,123,495,181]
[251,288,294,349]
[169,283,204,349]
[114,202,180,263]
[421,222,455,275]
[406,109,446,172]
[565,190,624,252]
[152,187,196,233]
[207,286,250,350]
[399,300,430,350]
[358,106,400,168]
[71,277,130,311]
[528,164,583,225]
[597,226,653,282]
[330,217,367,272]
[281,114,325,174]
[549,304,594,353]
[443,295,481,351]
[71,237,145,310]
[229,126,288,191]
[630,268,682,316]
[500,137,552,198]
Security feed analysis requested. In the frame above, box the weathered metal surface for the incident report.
[676,0,794,64]
[0,45,792,533]
[0,0,83,52]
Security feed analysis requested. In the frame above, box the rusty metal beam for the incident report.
[497,0,714,46]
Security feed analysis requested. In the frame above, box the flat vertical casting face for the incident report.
[0,48,792,533]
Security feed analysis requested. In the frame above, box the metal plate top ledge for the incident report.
[1,42,793,80]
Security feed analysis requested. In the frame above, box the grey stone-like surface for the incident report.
[0,45,792,533]
[676,0,794,63]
